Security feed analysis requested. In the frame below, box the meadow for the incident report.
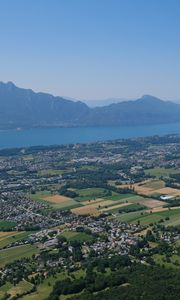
[29,191,81,210]
[74,187,110,202]
[21,270,85,300]
[0,280,35,300]
[116,207,180,227]
[145,167,180,178]
[153,254,180,269]
[61,230,93,242]
[38,169,65,176]
[0,231,33,249]
[0,220,16,230]
[0,244,39,267]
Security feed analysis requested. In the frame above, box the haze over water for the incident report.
[1,122,180,149]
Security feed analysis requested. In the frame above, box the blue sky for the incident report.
[0,0,180,100]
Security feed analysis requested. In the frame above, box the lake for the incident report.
[0,122,180,149]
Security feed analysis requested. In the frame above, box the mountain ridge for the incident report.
[0,82,180,129]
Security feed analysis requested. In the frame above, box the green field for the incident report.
[0,282,13,299]
[38,169,64,176]
[61,230,93,242]
[28,191,51,202]
[116,207,180,226]
[0,279,37,300]
[78,165,99,171]
[48,200,82,210]
[74,188,110,202]
[145,167,180,178]
[109,203,145,214]
[115,210,148,223]
[0,244,39,267]
[154,254,180,269]
[0,220,17,230]
[0,231,33,249]
[105,192,134,201]
[22,270,86,300]
[29,191,81,210]
[74,188,135,203]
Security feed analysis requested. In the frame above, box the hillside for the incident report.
[0,82,89,129]
[82,95,180,126]
[0,82,180,129]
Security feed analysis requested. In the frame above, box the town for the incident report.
[0,134,180,299]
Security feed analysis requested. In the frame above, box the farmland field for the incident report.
[28,191,51,202]
[145,167,180,178]
[21,270,86,300]
[142,180,165,189]
[0,231,33,249]
[0,220,16,230]
[105,192,135,201]
[121,195,165,207]
[100,202,133,212]
[0,282,13,299]
[74,188,111,202]
[38,169,64,176]
[74,192,168,216]
[121,207,180,226]
[153,254,180,269]
[82,199,115,208]
[72,194,142,215]
[29,191,81,210]
[118,179,180,199]
[111,203,146,214]
[45,194,72,203]
[7,280,34,298]
[71,206,99,216]
[152,187,180,197]
[61,231,93,242]
[0,244,39,267]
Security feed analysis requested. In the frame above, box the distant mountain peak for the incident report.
[140,94,161,101]
[7,81,15,86]
[0,81,17,90]
[137,95,164,105]
[0,81,179,129]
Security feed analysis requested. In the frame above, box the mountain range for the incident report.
[0,81,180,129]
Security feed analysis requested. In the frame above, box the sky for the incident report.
[0,0,180,100]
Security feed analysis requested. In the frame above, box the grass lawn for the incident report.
[0,231,33,249]
[0,220,16,230]
[111,203,145,214]
[114,210,148,223]
[38,169,64,176]
[145,168,180,178]
[131,214,163,226]
[61,231,93,242]
[0,244,39,267]
[105,192,134,201]
[117,207,180,226]
[22,269,86,300]
[29,191,81,210]
[0,282,13,299]
[48,200,82,210]
[28,191,51,203]
[78,165,98,171]
[74,188,110,202]
[154,254,180,269]
[8,280,34,298]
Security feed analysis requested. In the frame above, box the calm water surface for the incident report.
[0,123,180,149]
